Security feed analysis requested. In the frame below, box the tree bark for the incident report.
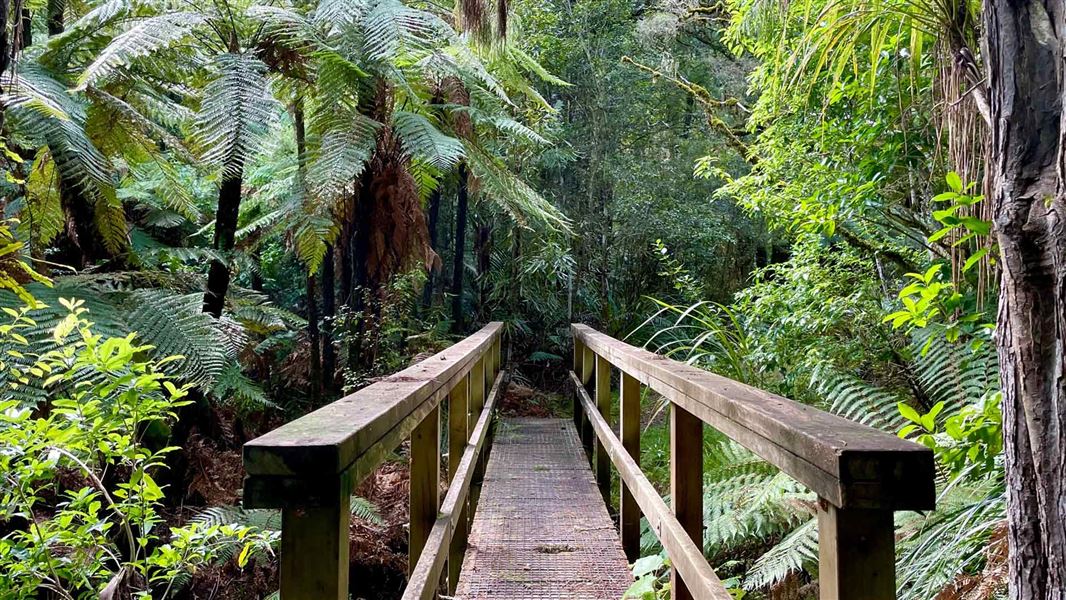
[321,244,336,392]
[451,164,469,333]
[983,1,1066,597]
[474,218,492,322]
[203,171,243,317]
[306,273,321,405]
[421,188,441,309]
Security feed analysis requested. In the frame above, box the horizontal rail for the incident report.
[244,322,503,508]
[572,324,934,510]
[403,369,505,600]
[571,371,732,600]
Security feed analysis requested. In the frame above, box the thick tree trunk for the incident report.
[451,164,469,333]
[983,2,1066,597]
[321,244,336,392]
[46,0,63,35]
[203,172,242,317]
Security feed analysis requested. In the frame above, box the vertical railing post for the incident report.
[594,354,611,502]
[409,405,440,572]
[670,404,702,600]
[573,337,585,432]
[580,345,595,458]
[619,372,641,561]
[469,356,487,509]
[447,374,470,594]
[279,472,351,600]
[817,502,895,600]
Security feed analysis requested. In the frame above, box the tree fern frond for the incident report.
[79,11,210,88]
[462,142,570,232]
[361,0,447,61]
[811,362,905,431]
[196,53,282,175]
[743,518,817,591]
[393,110,464,169]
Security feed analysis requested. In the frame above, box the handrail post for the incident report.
[573,338,585,432]
[619,372,641,561]
[279,472,351,600]
[580,345,595,459]
[670,404,702,600]
[409,404,440,574]
[817,502,895,600]
[447,372,470,594]
[595,354,612,502]
[469,357,487,512]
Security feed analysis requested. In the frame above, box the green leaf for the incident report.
[945,171,963,192]
[897,402,921,425]
[963,248,989,273]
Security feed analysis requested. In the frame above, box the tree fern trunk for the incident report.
[322,244,336,392]
[474,218,492,323]
[203,172,242,318]
[983,1,1066,596]
[306,273,321,406]
[451,164,469,333]
[421,188,441,309]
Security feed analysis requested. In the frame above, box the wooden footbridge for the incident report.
[243,323,935,600]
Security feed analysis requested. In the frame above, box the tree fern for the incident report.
[78,11,209,88]
[196,53,282,175]
[742,517,817,591]
[393,110,465,169]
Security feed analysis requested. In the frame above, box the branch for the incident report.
[621,56,752,159]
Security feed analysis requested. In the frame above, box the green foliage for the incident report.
[0,300,276,599]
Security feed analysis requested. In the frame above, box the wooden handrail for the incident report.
[571,323,936,600]
[242,322,504,600]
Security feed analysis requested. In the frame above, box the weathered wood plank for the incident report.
[245,322,503,479]
[279,472,350,600]
[620,371,641,561]
[572,324,934,510]
[403,370,506,600]
[595,354,612,501]
[447,374,470,594]
[409,404,440,573]
[817,502,895,600]
[671,404,703,600]
[572,372,733,600]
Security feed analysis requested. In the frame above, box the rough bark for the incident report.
[451,164,469,333]
[474,219,492,322]
[421,187,441,309]
[202,172,243,317]
[321,244,336,392]
[983,1,1066,597]
[306,273,321,406]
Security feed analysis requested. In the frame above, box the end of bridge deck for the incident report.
[455,417,634,599]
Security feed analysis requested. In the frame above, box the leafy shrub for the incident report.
[0,298,276,599]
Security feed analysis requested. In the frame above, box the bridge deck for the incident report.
[455,417,634,599]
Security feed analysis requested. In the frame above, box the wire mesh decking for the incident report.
[454,418,634,599]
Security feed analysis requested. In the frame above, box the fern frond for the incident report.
[393,110,464,169]
[196,53,282,175]
[743,518,817,591]
[79,11,209,88]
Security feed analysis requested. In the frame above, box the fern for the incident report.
[393,110,465,169]
[196,53,282,175]
[78,11,209,88]
[742,517,817,591]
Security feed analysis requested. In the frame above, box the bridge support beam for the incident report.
[670,404,702,600]
[619,372,641,561]
[595,355,612,503]
[279,472,351,600]
[410,404,440,574]
[448,375,470,594]
[817,502,895,600]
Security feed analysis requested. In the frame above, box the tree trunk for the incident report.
[451,164,469,333]
[321,244,336,392]
[421,188,442,309]
[46,0,63,35]
[474,219,492,322]
[203,172,243,317]
[306,273,321,406]
[983,2,1066,596]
